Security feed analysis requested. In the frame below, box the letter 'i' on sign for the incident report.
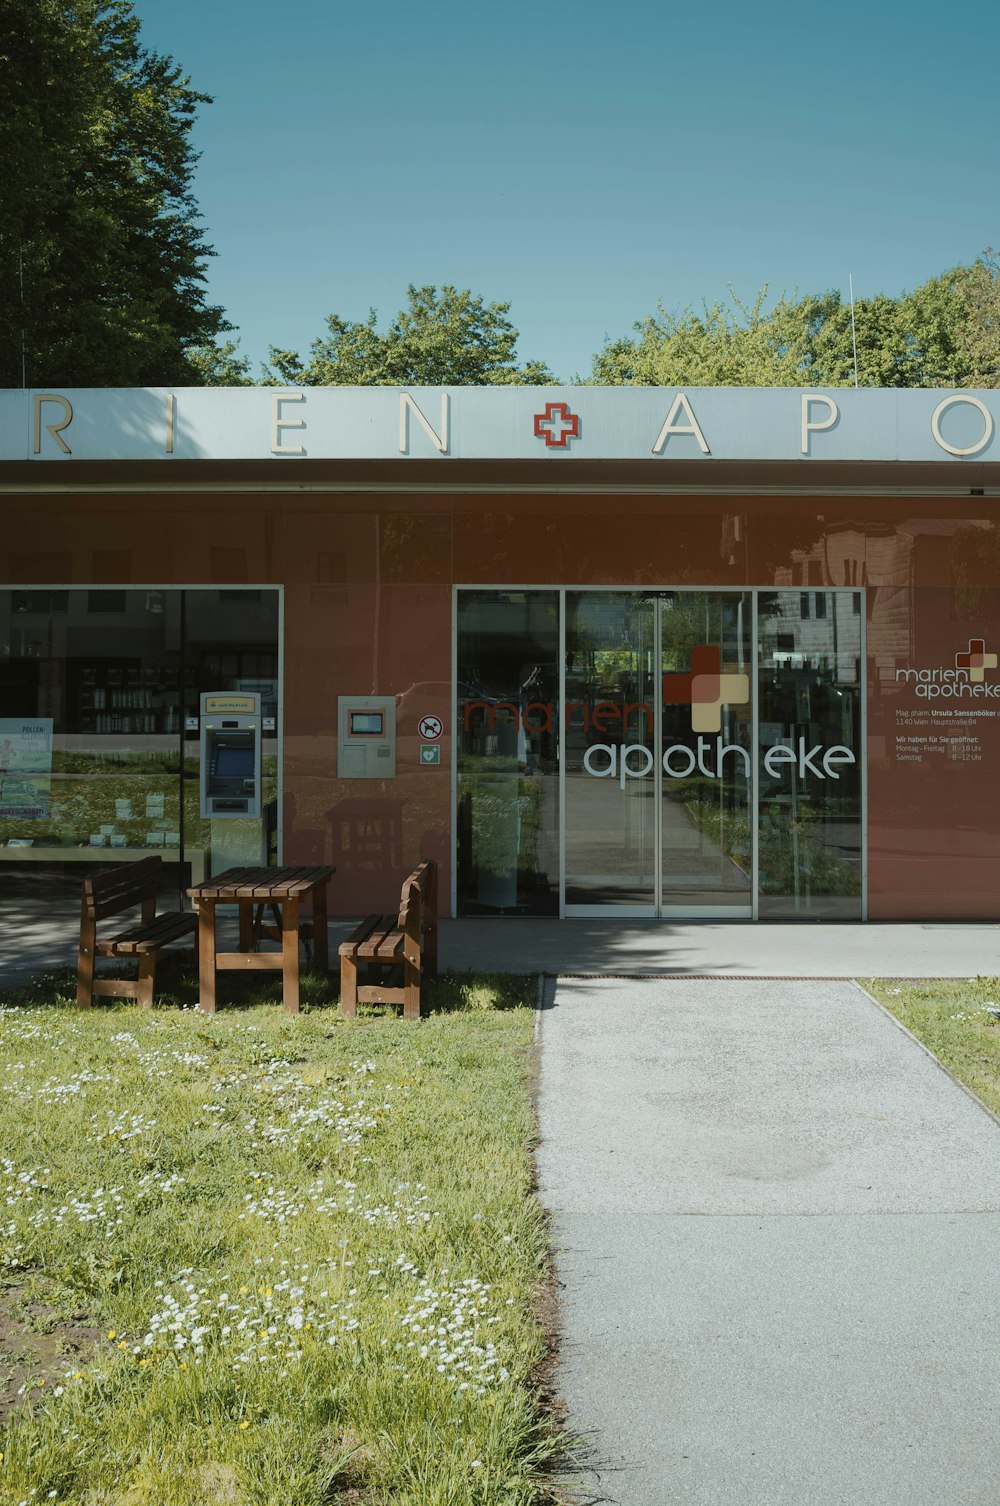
[420,745,441,765]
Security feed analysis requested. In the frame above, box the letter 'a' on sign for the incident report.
[651,393,710,455]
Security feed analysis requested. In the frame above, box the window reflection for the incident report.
[456,591,559,914]
[757,591,863,918]
[0,589,280,909]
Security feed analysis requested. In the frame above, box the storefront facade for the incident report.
[1,385,998,921]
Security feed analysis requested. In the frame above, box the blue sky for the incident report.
[136,0,1000,382]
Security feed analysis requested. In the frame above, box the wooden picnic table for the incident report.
[186,865,335,1014]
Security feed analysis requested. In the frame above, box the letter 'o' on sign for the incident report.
[931,395,995,457]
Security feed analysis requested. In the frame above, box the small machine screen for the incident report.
[350,711,384,736]
[215,745,254,780]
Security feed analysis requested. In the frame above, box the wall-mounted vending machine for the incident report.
[200,693,261,818]
[337,696,396,778]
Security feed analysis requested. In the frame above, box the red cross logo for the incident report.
[662,645,750,734]
[956,637,998,684]
[533,401,580,449]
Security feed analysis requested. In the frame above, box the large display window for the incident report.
[0,588,280,908]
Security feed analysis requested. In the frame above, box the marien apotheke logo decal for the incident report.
[662,645,749,734]
[896,637,1000,698]
[463,644,856,787]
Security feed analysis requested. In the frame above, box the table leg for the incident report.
[282,896,300,1013]
[198,899,217,1013]
[312,882,329,973]
[238,899,254,951]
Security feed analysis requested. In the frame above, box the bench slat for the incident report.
[85,856,162,897]
[339,915,381,956]
[85,857,165,919]
[357,917,398,960]
[97,912,197,956]
[375,929,405,962]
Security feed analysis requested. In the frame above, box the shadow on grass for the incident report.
[0,953,536,1018]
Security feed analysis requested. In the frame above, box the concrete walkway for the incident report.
[2,899,1000,987]
[536,977,1000,1506]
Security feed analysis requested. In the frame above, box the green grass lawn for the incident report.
[0,968,565,1506]
[864,976,1000,1118]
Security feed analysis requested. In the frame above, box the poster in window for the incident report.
[0,720,53,819]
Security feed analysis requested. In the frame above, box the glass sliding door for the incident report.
[563,589,753,917]
[456,591,559,914]
[564,592,657,911]
[757,590,863,918]
[455,586,865,921]
[660,592,753,915]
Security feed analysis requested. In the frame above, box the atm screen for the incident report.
[350,711,384,736]
[215,746,254,779]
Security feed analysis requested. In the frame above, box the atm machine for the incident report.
[200,692,262,871]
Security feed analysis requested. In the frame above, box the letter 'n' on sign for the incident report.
[399,392,450,454]
[33,394,73,455]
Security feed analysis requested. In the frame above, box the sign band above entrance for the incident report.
[4,387,997,464]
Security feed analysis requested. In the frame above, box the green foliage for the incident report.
[591,286,818,387]
[266,283,556,386]
[0,0,228,386]
[185,338,254,387]
[956,248,1000,386]
[591,255,1000,388]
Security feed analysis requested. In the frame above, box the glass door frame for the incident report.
[451,585,868,922]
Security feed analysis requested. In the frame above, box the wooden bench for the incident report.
[339,860,438,1020]
[77,856,197,1009]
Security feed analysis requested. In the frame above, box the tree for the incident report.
[591,287,819,387]
[186,339,254,387]
[266,284,555,386]
[591,259,1000,389]
[956,248,1000,386]
[0,0,228,386]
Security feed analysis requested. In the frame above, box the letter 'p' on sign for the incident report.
[800,393,839,456]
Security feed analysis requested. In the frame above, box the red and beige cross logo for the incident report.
[533,401,580,448]
[956,637,998,683]
[662,645,750,733]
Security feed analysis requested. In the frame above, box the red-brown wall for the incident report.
[4,479,1000,919]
